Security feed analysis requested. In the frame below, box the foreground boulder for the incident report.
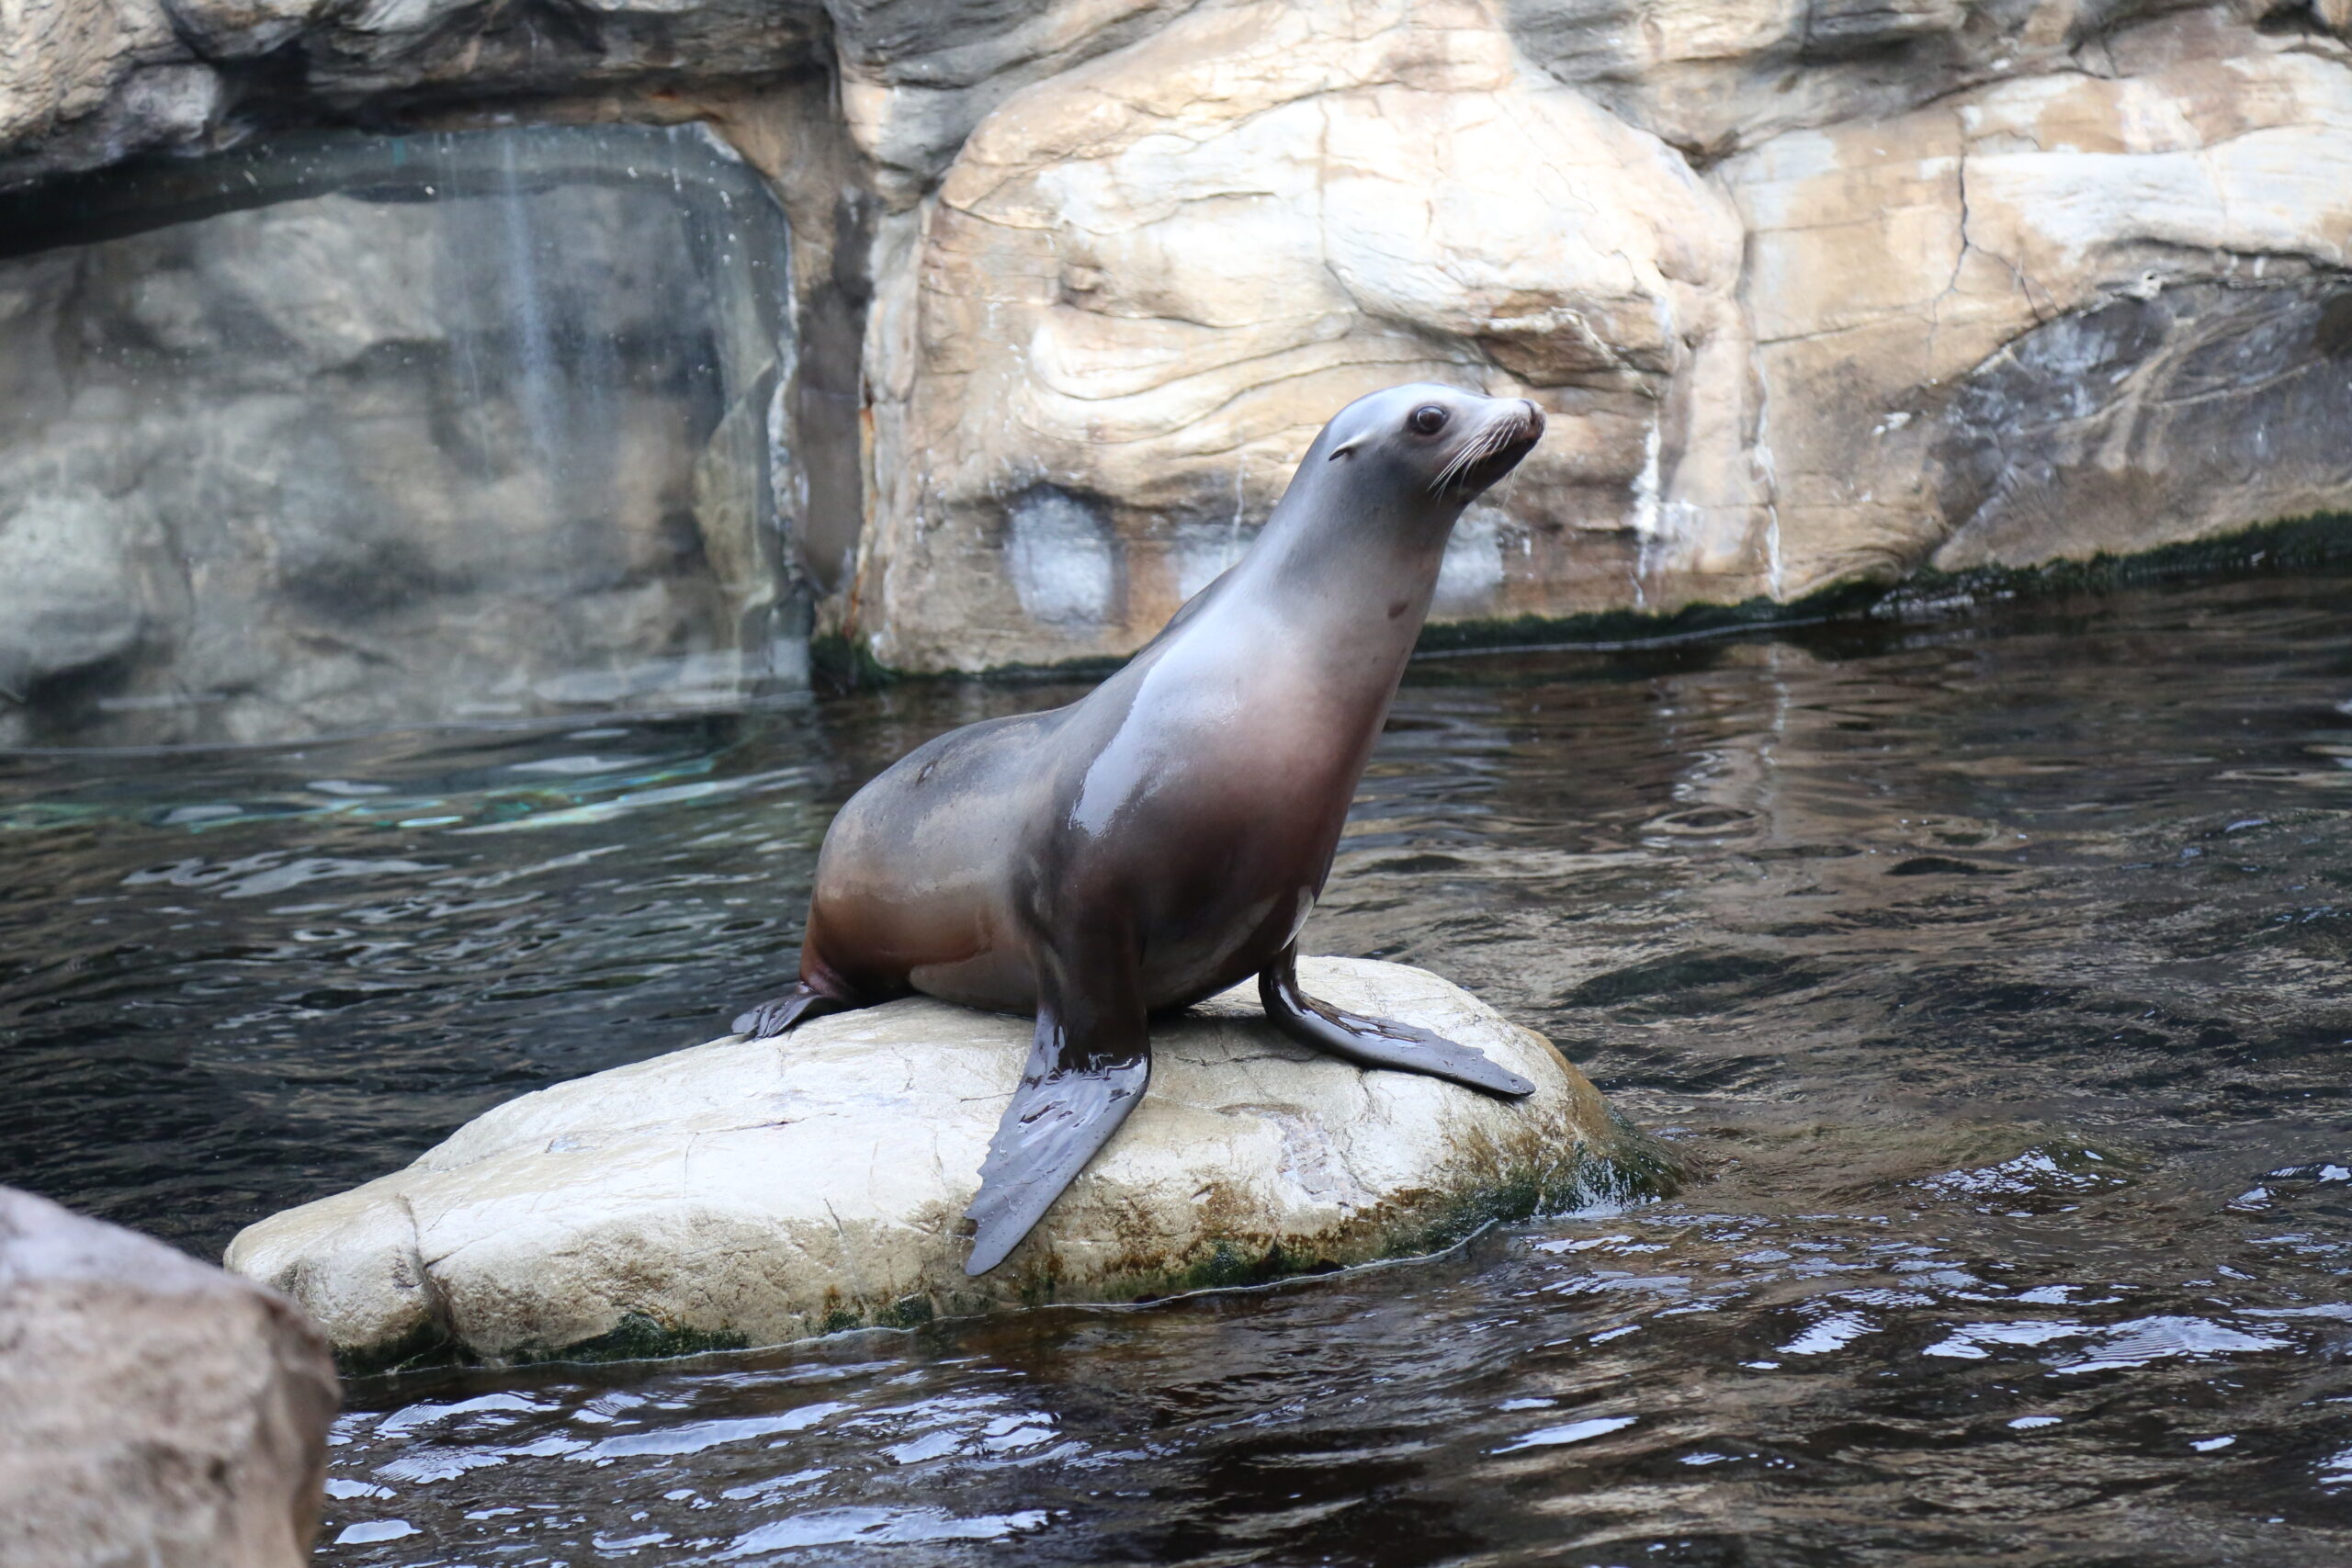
[227,958,1657,1365]
[0,1187,337,1568]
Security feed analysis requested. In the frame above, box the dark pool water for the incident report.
[8,571,2352,1565]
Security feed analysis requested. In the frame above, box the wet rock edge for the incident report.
[331,1113,1683,1380]
[813,511,2352,691]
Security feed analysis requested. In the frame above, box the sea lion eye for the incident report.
[1408,405,1448,434]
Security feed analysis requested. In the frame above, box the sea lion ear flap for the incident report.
[1327,436,1364,462]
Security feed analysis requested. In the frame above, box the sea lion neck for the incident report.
[1222,468,1463,642]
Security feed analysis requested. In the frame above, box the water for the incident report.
[7,570,2352,1564]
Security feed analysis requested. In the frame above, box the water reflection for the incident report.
[6,571,2352,1561]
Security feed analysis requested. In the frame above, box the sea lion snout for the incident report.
[1431,395,1545,499]
[1513,398,1545,443]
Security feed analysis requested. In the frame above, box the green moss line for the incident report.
[331,1318,459,1379]
[332,1312,754,1379]
[1379,1117,1686,1263]
[815,512,2352,688]
[1418,511,2352,657]
[517,1314,753,1366]
[1410,582,1886,656]
[1880,509,2352,608]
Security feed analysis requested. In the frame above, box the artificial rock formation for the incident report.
[1721,27,2352,592]
[4,0,2352,697]
[855,0,1757,670]
[0,124,802,746]
[0,1187,338,1568]
[225,958,1646,1362]
[853,0,2352,669]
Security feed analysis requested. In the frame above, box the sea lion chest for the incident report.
[1033,617,1385,1009]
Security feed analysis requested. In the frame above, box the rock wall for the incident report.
[0,125,802,745]
[4,0,2350,683]
[854,0,1757,670]
[1723,25,2352,592]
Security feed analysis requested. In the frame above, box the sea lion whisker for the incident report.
[1429,434,1483,495]
[1430,418,1512,495]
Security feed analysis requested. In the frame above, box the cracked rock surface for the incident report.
[223,957,1637,1364]
[11,0,2352,691]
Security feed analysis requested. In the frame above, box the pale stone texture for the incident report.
[1722,20,2352,595]
[854,0,1757,671]
[828,0,1204,205]
[7,0,2352,686]
[225,958,1644,1363]
[842,0,2352,670]
[0,1187,338,1568]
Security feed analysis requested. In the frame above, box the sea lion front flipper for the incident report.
[731,982,855,1040]
[1258,944,1535,1099]
[965,938,1151,1277]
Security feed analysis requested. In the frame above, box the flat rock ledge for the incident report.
[226,958,1665,1368]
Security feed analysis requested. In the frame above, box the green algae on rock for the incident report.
[223,958,1662,1367]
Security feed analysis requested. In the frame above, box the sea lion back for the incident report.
[801,709,1064,1010]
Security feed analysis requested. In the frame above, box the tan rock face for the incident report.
[840,3,2352,668]
[1724,28,2352,596]
[0,1187,338,1568]
[854,0,1758,671]
[7,0,2352,677]
[224,958,1652,1364]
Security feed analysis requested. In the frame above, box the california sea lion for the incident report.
[733,383,1546,1275]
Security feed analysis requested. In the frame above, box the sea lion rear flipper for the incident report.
[730,982,855,1040]
[965,938,1151,1277]
[1258,944,1534,1099]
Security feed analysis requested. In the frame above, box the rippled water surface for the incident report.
[8,572,2352,1565]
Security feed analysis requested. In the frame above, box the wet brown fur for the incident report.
[737,384,1546,1274]
[798,386,1544,1020]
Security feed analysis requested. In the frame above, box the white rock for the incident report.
[225,957,1653,1364]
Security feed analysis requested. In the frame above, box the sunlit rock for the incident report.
[854,0,1757,671]
[225,958,1655,1365]
[0,1187,337,1568]
[1721,30,2352,596]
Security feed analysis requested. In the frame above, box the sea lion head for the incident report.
[1310,383,1545,509]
